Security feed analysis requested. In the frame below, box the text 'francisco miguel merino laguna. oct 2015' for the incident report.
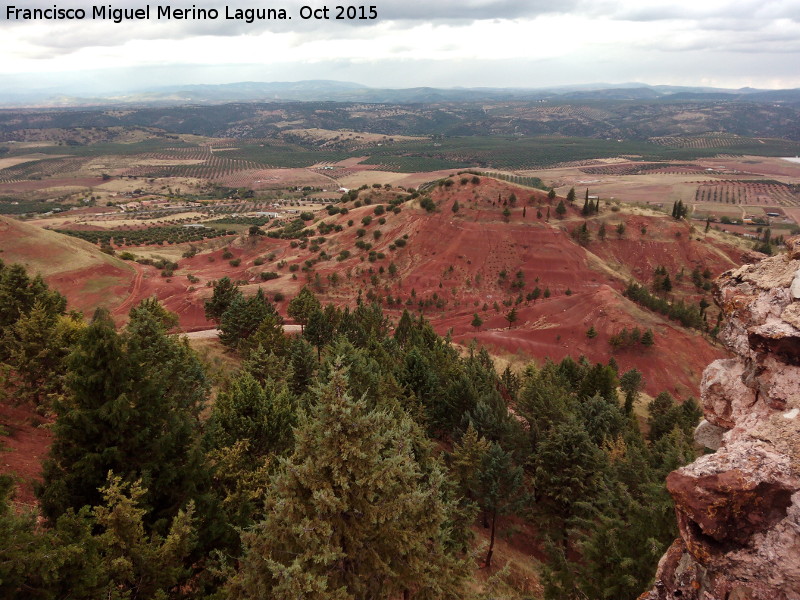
[5,4,379,23]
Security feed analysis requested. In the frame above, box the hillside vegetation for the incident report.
[1,261,701,599]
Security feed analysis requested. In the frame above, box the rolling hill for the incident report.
[0,216,135,316]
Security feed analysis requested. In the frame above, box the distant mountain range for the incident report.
[3,80,800,107]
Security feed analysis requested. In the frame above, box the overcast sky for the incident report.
[2,0,800,93]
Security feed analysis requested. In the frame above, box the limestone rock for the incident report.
[786,235,800,260]
[643,239,800,600]
[694,419,726,451]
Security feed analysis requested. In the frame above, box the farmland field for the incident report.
[693,180,800,207]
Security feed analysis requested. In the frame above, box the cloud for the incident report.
[1,0,800,90]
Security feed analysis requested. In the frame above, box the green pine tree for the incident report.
[204,277,242,325]
[229,363,468,599]
[476,442,524,568]
[38,307,212,539]
[471,313,483,330]
[287,286,321,333]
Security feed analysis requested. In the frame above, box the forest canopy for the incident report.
[0,266,701,600]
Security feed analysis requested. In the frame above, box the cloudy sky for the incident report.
[2,0,800,93]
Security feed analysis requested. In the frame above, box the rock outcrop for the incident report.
[642,236,800,600]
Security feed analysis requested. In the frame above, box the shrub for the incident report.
[260,271,279,281]
[420,197,436,212]
[229,258,241,267]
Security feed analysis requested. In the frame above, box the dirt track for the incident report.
[181,324,301,339]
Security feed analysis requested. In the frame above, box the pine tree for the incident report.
[450,423,490,502]
[229,363,468,599]
[3,303,83,405]
[647,391,677,441]
[619,368,644,414]
[548,188,556,201]
[555,200,567,218]
[219,288,277,349]
[534,421,605,534]
[208,371,295,457]
[91,474,196,599]
[505,307,517,328]
[239,312,287,358]
[38,307,212,537]
[288,336,317,398]
[304,307,335,361]
[287,286,321,333]
[471,313,483,330]
[476,442,524,568]
[598,222,607,240]
[451,200,459,213]
[566,187,576,203]
[204,277,241,325]
[391,309,412,347]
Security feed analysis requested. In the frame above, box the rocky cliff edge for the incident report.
[642,236,800,600]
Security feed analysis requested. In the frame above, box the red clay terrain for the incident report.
[0,402,50,508]
[0,176,752,509]
[0,216,135,316]
[2,177,748,399]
